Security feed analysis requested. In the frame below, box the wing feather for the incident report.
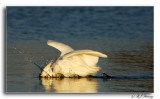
[62,50,107,66]
[47,40,74,56]
[62,50,107,59]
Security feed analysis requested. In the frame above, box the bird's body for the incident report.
[41,40,107,77]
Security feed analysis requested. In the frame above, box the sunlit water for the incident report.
[6,7,153,92]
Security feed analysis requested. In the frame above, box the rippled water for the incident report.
[6,7,153,93]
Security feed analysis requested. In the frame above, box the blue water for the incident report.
[6,7,153,93]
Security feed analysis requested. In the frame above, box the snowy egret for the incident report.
[41,40,107,77]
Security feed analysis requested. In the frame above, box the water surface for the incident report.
[6,7,153,93]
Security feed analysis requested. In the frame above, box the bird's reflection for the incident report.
[41,78,99,93]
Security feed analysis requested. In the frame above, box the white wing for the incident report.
[47,40,74,56]
[62,50,107,66]
[63,50,107,59]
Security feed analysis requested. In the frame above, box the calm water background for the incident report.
[6,7,153,93]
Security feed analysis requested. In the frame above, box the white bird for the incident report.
[41,40,107,77]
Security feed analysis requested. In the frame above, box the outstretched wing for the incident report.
[62,50,107,66]
[63,50,107,59]
[47,40,74,56]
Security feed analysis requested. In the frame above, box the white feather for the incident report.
[47,40,74,56]
[41,40,107,77]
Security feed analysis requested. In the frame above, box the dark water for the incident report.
[6,7,153,93]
